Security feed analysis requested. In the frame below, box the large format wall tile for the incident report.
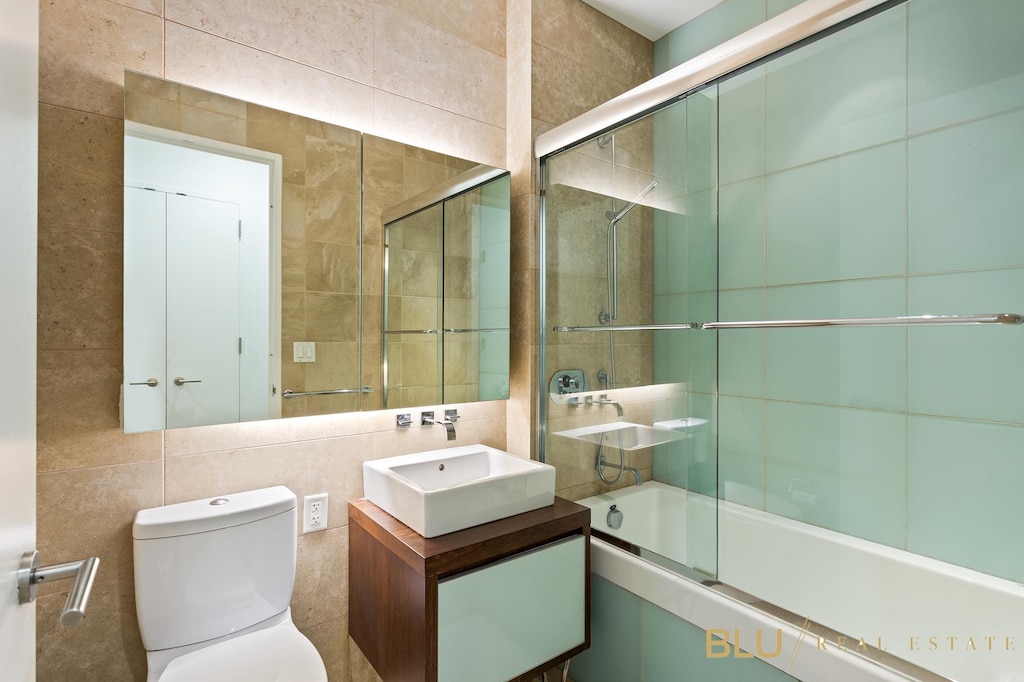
[40,0,163,117]
[908,416,1024,584]
[765,6,906,172]
[166,0,375,85]
[765,401,905,548]
[718,395,765,507]
[908,109,1024,274]
[908,268,1024,425]
[38,350,162,472]
[380,0,506,57]
[718,288,765,399]
[908,0,1024,134]
[374,5,506,128]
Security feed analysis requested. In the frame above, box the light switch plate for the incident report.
[293,341,316,363]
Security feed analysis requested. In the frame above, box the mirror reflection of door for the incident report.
[123,127,280,432]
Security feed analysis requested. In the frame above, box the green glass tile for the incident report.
[719,288,765,398]
[765,401,905,548]
[908,0,1024,133]
[719,396,766,507]
[720,178,765,290]
[642,601,798,682]
[908,268,1024,424]
[719,66,767,185]
[659,0,766,70]
[908,416,1024,584]
[766,142,906,286]
[908,109,1024,274]
[766,279,906,411]
[766,6,906,171]
[571,576,642,682]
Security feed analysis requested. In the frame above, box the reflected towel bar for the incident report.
[443,327,511,334]
[382,329,439,335]
[553,314,1023,333]
[283,386,374,399]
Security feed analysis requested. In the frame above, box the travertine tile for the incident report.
[304,342,361,391]
[165,23,374,136]
[282,237,307,291]
[306,189,360,245]
[363,247,384,296]
[403,156,447,197]
[282,183,307,240]
[179,104,247,146]
[36,578,147,681]
[39,105,123,234]
[301,617,351,682]
[38,228,123,350]
[532,41,629,127]
[167,0,375,84]
[372,90,505,169]
[282,291,306,342]
[179,83,248,118]
[37,461,163,592]
[379,0,506,57]
[292,526,349,630]
[164,434,375,529]
[247,104,308,185]
[110,0,163,16]
[306,136,361,194]
[349,638,384,682]
[124,90,182,129]
[306,293,360,342]
[306,241,361,294]
[38,350,162,472]
[40,0,163,117]
[374,5,506,128]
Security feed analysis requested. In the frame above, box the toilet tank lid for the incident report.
[133,486,296,540]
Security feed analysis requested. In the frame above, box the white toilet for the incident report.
[133,486,328,682]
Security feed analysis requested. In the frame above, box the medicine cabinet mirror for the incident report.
[121,71,510,433]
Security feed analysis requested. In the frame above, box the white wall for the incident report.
[0,0,38,677]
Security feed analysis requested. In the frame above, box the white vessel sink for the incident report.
[362,444,556,538]
[553,421,684,451]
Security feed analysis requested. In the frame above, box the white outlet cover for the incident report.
[302,493,328,532]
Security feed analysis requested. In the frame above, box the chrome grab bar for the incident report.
[128,377,159,387]
[442,327,510,333]
[282,386,374,399]
[554,314,1023,333]
[18,550,100,627]
[382,329,438,335]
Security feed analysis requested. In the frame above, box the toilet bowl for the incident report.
[133,486,327,682]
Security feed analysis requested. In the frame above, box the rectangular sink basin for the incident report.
[363,444,555,538]
[553,422,684,451]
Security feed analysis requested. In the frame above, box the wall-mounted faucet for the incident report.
[596,394,623,418]
[421,410,457,440]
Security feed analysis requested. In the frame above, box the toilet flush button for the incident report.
[209,498,229,506]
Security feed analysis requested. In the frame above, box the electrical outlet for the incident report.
[303,493,328,533]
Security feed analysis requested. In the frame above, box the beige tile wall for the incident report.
[36,0,650,678]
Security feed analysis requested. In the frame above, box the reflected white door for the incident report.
[166,193,242,429]
[0,0,38,675]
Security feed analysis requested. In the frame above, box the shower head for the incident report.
[605,180,659,224]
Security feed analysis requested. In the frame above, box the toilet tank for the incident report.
[133,486,298,651]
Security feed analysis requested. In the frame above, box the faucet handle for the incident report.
[421,411,434,426]
[444,408,460,422]
[396,414,412,428]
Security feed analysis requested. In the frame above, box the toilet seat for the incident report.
[157,621,327,682]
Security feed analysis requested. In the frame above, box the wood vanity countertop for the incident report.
[348,497,591,579]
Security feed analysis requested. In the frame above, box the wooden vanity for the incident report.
[349,497,591,682]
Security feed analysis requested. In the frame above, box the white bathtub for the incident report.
[579,482,1024,682]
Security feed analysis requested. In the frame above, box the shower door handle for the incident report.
[173,377,202,386]
[17,550,100,627]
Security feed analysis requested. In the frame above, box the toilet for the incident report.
[133,486,328,682]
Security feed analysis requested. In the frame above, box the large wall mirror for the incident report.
[122,71,511,433]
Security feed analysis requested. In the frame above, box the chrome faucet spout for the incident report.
[421,412,457,440]
[597,394,624,418]
[597,456,643,486]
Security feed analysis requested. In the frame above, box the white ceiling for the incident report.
[580,0,727,41]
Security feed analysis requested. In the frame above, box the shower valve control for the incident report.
[549,369,588,404]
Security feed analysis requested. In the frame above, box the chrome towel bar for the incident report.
[382,329,438,335]
[443,327,511,333]
[554,313,1023,333]
[283,386,374,398]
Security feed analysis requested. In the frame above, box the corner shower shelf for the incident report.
[553,313,1023,333]
[553,422,685,451]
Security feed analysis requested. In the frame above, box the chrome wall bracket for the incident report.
[18,550,100,627]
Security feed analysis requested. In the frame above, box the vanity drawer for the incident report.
[437,535,586,681]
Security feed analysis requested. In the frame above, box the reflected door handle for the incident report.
[18,550,100,627]
[129,377,159,387]
[173,377,202,386]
